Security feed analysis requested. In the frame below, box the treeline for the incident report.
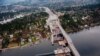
[56,3,100,11]
[0,12,48,35]
[60,14,83,32]
[0,12,15,20]
[59,7,100,33]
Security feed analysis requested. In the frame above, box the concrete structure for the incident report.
[44,7,80,56]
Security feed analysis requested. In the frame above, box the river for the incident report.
[45,7,100,56]
[0,7,100,56]
[0,39,59,56]
[0,26,100,56]
[70,26,100,56]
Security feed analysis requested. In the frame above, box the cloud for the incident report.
[3,0,25,5]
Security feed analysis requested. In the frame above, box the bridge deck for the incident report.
[44,7,80,56]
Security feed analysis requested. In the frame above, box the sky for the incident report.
[0,0,100,5]
[0,0,25,5]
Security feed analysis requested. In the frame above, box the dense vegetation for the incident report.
[0,12,49,48]
[0,1,100,49]
[0,12,48,35]
[59,4,100,33]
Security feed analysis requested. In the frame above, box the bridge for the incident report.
[42,7,80,56]
[0,7,80,56]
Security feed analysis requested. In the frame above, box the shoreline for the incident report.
[66,23,100,33]
[0,42,33,52]
[0,24,100,52]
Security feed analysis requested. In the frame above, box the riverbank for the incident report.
[65,23,100,33]
[0,40,40,52]
[0,38,59,56]
[59,13,100,33]
[0,42,30,52]
[0,11,49,51]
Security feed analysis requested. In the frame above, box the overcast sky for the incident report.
[0,0,100,5]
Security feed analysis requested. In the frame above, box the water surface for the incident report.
[70,26,100,56]
[0,26,100,56]
[0,39,59,56]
